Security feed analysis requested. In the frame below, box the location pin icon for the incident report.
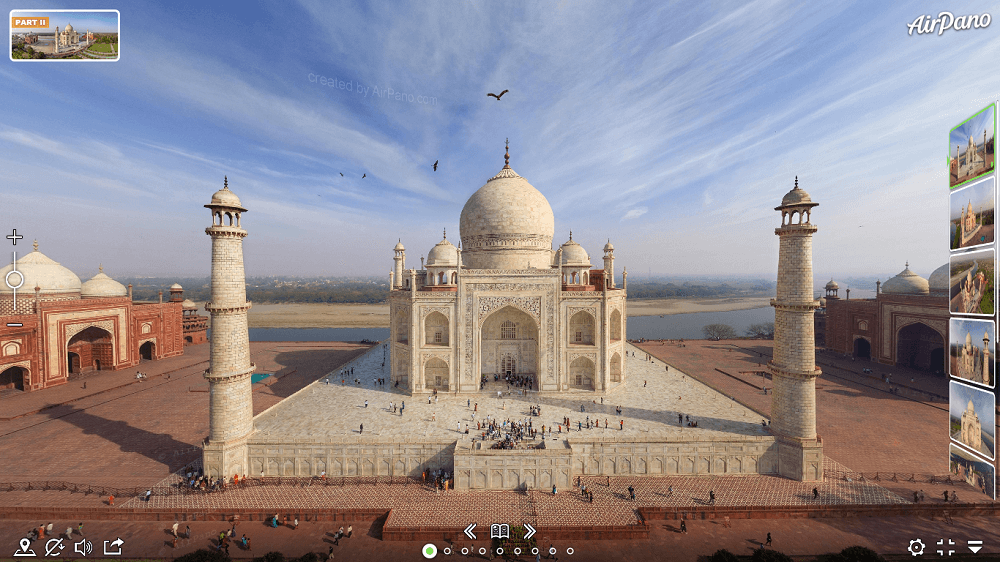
[19,538,30,552]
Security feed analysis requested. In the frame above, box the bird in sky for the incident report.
[362,173,366,179]
[433,160,438,171]
[487,90,508,100]
[339,173,343,177]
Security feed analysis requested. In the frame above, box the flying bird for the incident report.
[339,173,343,177]
[433,160,438,171]
[487,89,508,100]
[362,173,366,179]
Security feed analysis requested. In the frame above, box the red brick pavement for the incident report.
[1,514,996,561]
[0,342,369,489]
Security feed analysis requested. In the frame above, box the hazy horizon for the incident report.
[3,2,996,278]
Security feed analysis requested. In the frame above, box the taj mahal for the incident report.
[200,147,824,487]
[388,142,627,395]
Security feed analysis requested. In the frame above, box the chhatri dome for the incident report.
[778,176,817,208]
[426,229,458,267]
[0,240,82,296]
[207,176,246,211]
[928,263,950,294]
[81,265,128,298]
[825,279,839,291]
[459,140,555,269]
[559,232,591,265]
[881,262,930,295]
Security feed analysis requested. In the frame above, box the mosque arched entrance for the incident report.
[896,322,944,371]
[853,338,871,359]
[0,366,27,391]
[139,341,155,361]
[480,306,538,381]
[67,326,113,374]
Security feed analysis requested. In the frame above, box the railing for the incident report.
[0,475,426,498]
[824,468,958,484]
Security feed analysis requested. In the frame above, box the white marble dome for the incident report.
[394,240,405,251]
[881,263,930,295]
[426,234,458,267]
[0,243,82,296]
[81,268,127,298]
[64,23,74,31]
[206,177,246,210]
[779,177,816,207]
[560,235,590,265]
[459,149,555,270]
[825,279,839,290]
[182,299,197,309]
[928,263,949,293]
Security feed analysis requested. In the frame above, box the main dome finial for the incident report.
[504,138,510,168]
[224,175,229,190]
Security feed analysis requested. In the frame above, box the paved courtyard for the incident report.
[254,343,770,443]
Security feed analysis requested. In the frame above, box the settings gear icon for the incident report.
[908,538,925,556]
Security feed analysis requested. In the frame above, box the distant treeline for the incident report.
[118,277,773,304]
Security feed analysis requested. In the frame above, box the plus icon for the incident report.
[6,229,23,246]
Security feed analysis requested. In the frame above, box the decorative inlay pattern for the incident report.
[421,306,451,320]
[65,320,115,342]
[567,306,595,319]
[477,296,541,325]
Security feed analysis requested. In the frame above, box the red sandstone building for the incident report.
[0,242,207,392]
[816,263,949,372]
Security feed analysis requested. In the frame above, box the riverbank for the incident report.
[191,297,774,329]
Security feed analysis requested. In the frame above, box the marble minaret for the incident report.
[769,177,824,482]
[202,177,255,479]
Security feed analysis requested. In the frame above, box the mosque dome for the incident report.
[560,234,590,265]
[459,142,555,270]
[81,267,128,298]
[778,177,817,208]
[928,263,950,293]
[881,263,930,295]
[206,177,246,210]
[426,232,458,267]
[182,299,197,309]
[0,242,82,296]
[825,279,839,290]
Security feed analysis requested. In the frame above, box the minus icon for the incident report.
[6,323,23,327]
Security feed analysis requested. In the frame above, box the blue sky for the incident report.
[950,178,994,221]
[949,317,995,349]
[1,1,999,282]
[950,104,995,158]
[11,10,118,33]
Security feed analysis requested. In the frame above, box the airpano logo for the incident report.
[908,11,990,35]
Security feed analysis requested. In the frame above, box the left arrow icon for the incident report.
[464,523,477,540]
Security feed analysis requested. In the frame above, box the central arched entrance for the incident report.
[67,326,113,374]
[139,341,155,361]
[853,338,871,359]
[480,306,538,381]
[896,322,944,371]
[0,366,27,391]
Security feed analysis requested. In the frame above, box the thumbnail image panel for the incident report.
[949,248,995,316]
[949,317,996,388]
[950,104,995,189]
[949,380,996,460]
[950,443,996,500]
[950,177,995,251]
[10,10,119,61]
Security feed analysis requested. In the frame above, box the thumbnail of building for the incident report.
[0,242,200,392]
[817,263,949,372]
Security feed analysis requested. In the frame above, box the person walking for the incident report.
[765,532,772,546]
[65,526,73,540]
[943,490,949,502]
[347,525,353,538]
[812,487,819,500]
[680,520,687,534]
[709,490,715,505]
[620,419,624,431]
[172,522,179,537]
[186,525,191,539]
[359,423,363,434]
[328,546,335,560]
[172,535,178,549]
[293,518,299,530]
[77,523,84,537]
[628,485,635,500]
[364,400,368,408]
[46,523,53,536]
[108,494,114,506]
[552,485,557,495]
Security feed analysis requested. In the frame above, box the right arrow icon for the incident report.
[464,523,477,540]
[524,523,536,540]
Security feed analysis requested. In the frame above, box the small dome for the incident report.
[394,240,405,251]
[182,299,197,309]
[560,234,590,265]
[426,233,458,267]
[825,279,839,290]
[928,263,949,293]
[604,240,614,252]
[0,242,82,296]
[170,283,183,290]
[81,269,128,298]
[206,177,246,211]
[778,177,817,208]
[819,297,827,307]
[881,263,930,295]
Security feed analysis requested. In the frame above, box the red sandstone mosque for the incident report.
[0,241,207,392]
